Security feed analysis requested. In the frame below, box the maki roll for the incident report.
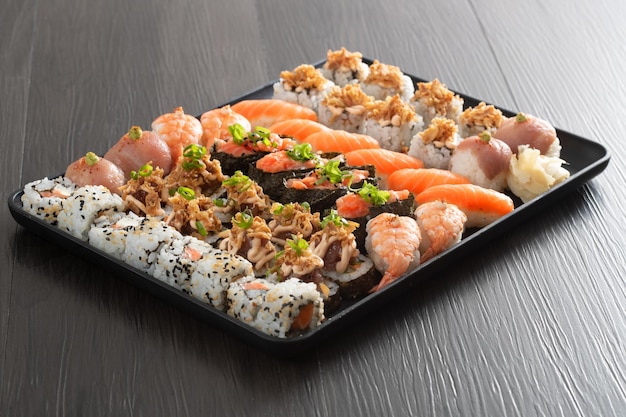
[218,211,277,275]
[246,143,323,199]
[56,185,125,241]
[308,211,379,299]
[20,176,76,226]
[279,159,375,214]
[320,47,370,87]
[163,143,225,198]
[410,79,464,126]
[317,84,373,133]
[119,163,167,217]
[272,64,334,114]
[164,189,222,241]
[457,102,503,138]
[362,95,424,152]
[267,202,321,247]
[215,170,272,220]
[122,216,184,273]
[408,117,462,169]
[227,276,325,338]
[211,124,296,176]
[88,211,143,260]
[360,60,414,101]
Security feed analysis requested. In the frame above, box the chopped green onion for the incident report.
[286,143,317,162]
[233,210,254,229]
[195,221,208,236]
[321,209,349,229]
[85,152,99,166]
[128,126,142,141]
[177,186,195,200]
[222,170,252,192]
[228,123,247,144]
[182,160,205,171]
[286,234,309,256]
[317,160,350,184]
[183,143,207,159]
[355,182,390,206]
[213,197,227,207]
[272,203,285,215]
[168,188,177,197]
[138,163,153,177]
[515,112,528,123]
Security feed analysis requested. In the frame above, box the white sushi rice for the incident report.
[56,185,124,241]
[21,176,76,225]
[88,211,143,260]
[186,248,254,311]
[407,133,461,170]
[411,95,464,127]
[227,277,324,338]
[361,74,414,102]
[272,79,334,115]
[151,235,214,289]
[317,103,367,133]
[122,217,183,273]
[449,147,509,191]
[320,62,370,87]
[364,117,423,152]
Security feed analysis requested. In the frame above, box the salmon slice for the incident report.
[303,129,380,153]
[231,99,318,128]
[269,119,330,142]
[416,183,514,228]
[344,148,423,186]
[387,168,470,195]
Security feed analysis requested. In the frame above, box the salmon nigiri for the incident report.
[303,129,380,153]
[231,99,318,128]
[387,168,470,196]
[415,183,514,228]
[344,148,423,187]
[269,119,331,142]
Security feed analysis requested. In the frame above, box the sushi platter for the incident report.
[8,51,610,356]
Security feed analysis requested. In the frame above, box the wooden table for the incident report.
[2,0,624,415]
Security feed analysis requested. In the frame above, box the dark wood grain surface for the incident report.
[2,0,624,415]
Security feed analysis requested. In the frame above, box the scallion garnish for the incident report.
[228,123,247,144]
[222,170,252,192]
[286,143,316,162]
[195,221,208,236]
[177,186,195,200]
[232,210,254,229]
[321,209,349,229]
[355,182,390,206]
[286,234,309,256]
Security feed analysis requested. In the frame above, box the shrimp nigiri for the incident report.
[387,168,470,196]
[104,126,173,180]
[416,183,514,228]
[231,99,318,128]
[151,106,203,163]
[414,201,467,263]
[366,213,422,292]
[200,105,251,150]
[65,152,126,194]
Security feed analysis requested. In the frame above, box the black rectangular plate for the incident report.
[8,59,610,356]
